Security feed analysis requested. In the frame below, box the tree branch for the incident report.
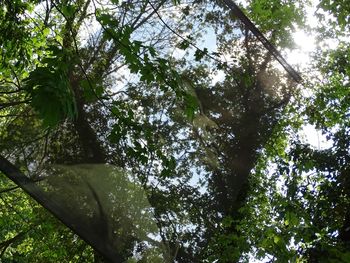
[0,231,27,257]
[0,100,31,110]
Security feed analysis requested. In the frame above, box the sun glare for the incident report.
[287,30,316,66]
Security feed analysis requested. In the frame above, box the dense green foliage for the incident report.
[0,0,349,262]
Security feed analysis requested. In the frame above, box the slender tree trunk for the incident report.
[70,76,120,263]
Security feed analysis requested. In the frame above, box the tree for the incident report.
[234,2,350,261]
[1,0,349,262]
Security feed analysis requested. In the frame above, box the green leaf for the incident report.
[177,40,190,50]
[273,235,280,244]
[42,28,50,36]
[194,48,208,61]
[61,4,76,18]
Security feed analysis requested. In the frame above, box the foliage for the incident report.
[1,0,350,262]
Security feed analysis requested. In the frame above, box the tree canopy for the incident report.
[0,0,350,262]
